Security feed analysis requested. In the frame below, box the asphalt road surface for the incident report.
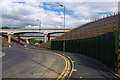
[2,47,120,80]
[2,47,71,79]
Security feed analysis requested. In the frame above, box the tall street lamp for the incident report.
[37,19,41,48]
[60,5,66,51]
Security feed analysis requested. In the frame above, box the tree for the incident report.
[0,27,11,29]
[13,27,18,29]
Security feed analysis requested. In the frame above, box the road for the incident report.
[2,47,119,80]
[2,47,71,79]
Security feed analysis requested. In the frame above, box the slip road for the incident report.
[2,47,119,80]
[2,47,71,79]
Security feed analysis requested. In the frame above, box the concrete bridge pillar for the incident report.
[44,34,47,43]
[18,34,20,43]
[48,34,50,41]
[26,39,29,44]
[8,34,11,47]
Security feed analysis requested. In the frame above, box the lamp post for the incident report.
[37,19,41,48]
[60,5,65,51]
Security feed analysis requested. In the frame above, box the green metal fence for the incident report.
[51,30,119,71]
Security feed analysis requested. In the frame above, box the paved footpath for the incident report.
[53,50,120,80]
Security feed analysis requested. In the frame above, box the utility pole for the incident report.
[60,5,66,51]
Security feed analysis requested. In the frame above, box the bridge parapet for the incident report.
[0,28,71,34]
[0,28,71,46]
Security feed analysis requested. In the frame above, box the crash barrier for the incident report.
[51,30,119,71]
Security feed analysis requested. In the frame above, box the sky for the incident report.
[0,0,119,29]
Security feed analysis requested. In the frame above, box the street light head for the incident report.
[60,5,64,7]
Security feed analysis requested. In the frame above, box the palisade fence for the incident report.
[51,14,120,71]
[51,30,119,71]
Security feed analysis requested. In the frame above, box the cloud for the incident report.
[62,2,118,19]
[1,0,118,29]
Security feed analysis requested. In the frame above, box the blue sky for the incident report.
[40,2,73,15]
[16,1,26,4]
[1,0,118,40]
[97,11,113,15]
[15,1,115,18]
[1,1,118,29]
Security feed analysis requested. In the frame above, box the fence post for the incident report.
[104,23,107,33]
[84,29,86,38]
[86,28,89,37]
[75,30,77,39]
[113,20,116,30]
[71,32,72,39]
[91,27,93,37]
[97,25,100,35]
[80,30,82,38]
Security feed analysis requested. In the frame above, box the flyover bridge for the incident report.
[0,28,71,47]
[14,35,56,44]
